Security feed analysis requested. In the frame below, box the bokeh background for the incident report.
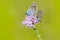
[0,0,60,40]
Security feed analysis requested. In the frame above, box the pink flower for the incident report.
[22,21,32,25]
[22,15,38,28]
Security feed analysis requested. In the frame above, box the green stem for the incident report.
[33,28,42,40]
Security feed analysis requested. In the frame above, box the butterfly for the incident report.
[22,3,44,28]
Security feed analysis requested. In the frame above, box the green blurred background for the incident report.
[0,0,60,40]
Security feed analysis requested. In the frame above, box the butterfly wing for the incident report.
[36,10,44,22]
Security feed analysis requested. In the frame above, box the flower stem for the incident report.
[33,28,42,40]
